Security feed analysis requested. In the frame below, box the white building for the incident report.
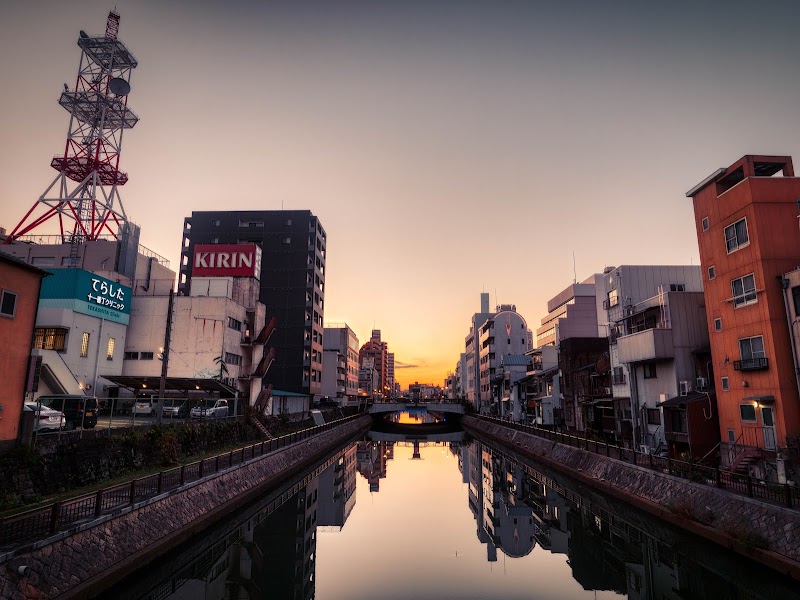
[322,323,359,406]
[464,293,496,410]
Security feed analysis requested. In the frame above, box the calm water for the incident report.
[105,418,800,600]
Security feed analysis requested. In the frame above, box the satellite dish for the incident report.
[109,77,131,96]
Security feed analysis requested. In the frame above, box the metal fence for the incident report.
[475,415,800,510]
[0,413,365,549]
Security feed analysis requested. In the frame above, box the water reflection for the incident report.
[106,422,800,600]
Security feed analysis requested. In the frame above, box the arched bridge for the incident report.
[368,402,466,416]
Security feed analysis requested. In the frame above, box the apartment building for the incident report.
[322,323,359,406]
[464,293,495,410]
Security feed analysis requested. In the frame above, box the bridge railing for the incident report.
[473,415,800,510]
[0,413,366,550]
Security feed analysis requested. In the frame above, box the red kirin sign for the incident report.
[192,244,261,277]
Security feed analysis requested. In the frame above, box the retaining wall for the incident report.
[463,416,800,577]
[0,415,370,600]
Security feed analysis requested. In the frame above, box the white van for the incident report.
[133,394,160,416]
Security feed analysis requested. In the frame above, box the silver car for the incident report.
[190,399,229,419]
[25,402,66,432]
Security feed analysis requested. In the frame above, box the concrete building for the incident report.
[179,210,326,400]
[478,305,532,415]
[0,254,47,447]
[464,293,495,410]
[387,352,395,398]
[322,323,359,406]
[687,155,800,477]
[358,330,388,397]
[601,265,707,451]
[358,357,380,398]
[492,354,531,421]
[317,445,357,529]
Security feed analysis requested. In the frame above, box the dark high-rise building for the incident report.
[179,210,326,397]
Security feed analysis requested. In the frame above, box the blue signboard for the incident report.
[39,269,132,325]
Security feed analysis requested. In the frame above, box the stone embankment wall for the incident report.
[0,415,370,600]
[463,416,800,578]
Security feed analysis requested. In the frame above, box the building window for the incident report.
[607,288,619,308]
[124,351,139,360]
[739,335,765,361]
[701,216,709,231]
[0,290,18,318]
[212,219,221,227]
[228,317,242,331]
[714,318,722,332]
[724,217,749,253]
[224,352,243,366]
[679,381,690,396]
[792,286,800,317]
[646,408,661,425]
[33,328,67,351]
[107,338,115,360]
[140,351,154,360]
[80,332,90,357]
[669,284,685,292]
[731,273,757,308]
[671,410,687,433]
[721,376,729,391]
[727,428,735,443]
[283,237,292,244]
[643,363,657,379]
[739,404,757,422]
[708,265,716,280]
[612,366,625,385]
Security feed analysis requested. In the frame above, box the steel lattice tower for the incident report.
[4,10,138,245]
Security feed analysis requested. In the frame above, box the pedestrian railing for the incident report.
[475,415,800,510]
[0,413,366,549]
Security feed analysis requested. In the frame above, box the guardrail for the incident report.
[0,413,366,550]
[474,415,800,510]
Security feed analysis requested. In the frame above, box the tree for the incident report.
[213,355,229,381]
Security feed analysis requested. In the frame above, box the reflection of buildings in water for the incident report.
[356,441,393,492]
[251,480,319,600]
[318,445,357,529]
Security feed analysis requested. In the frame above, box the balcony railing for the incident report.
[733,357,769,371]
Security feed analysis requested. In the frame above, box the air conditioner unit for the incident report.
[679,381,690,396]
[696,377,708,390]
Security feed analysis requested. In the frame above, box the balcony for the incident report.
[616,327,673,364]
[733,357,769,371]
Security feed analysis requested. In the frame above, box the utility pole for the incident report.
[157,288,174,424]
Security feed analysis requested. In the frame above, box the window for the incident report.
[212,219,221,227]
[643,363,657,379]
[727,429,735,443]
[0,290,18,318]
[731,274,757,308]
[701,216,709,231]
[793,286,800,317]
[227,317,242,331]
[140,351,154,360]
[612,366,625,385]
[671,410,687,433]
[33,328,67,351]
[607,288,619,308]
[679,381,689,396]
[714,318,722,332]
[61,256,80,267]
[224,352,243,366]
[669,284,685,292]
[646,408,661,425]
[708,265,716,280]
[740,404,757,422]
[724,218,749,253]
[124,351,139,360]
[80,332,90,357]
[283,237,292,244]
[721,376,729,391]
[739,335,765,361]
[31,256,55,267]
[106,338,115,360]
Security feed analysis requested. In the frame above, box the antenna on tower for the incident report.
[573,251,577,284]
[3,10,139,247]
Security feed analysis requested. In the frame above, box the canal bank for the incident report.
[0,414,370,600]
[462,415,800,581]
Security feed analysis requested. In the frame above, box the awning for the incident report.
[103,375,238,398]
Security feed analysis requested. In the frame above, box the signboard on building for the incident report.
[192,244,261,278]
[39,269,132,325]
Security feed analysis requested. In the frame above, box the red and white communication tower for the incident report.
[4,10,138,244]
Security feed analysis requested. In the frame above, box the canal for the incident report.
[102,415,800,600]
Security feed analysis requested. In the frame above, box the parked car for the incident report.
[190,399,229,419]
[162,400,188,419]
[37,395,98,429]
[133,396,160,416]
[24,402,65,432]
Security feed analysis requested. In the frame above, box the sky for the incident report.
[1,1,800,387]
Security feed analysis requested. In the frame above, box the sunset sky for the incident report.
[2,1,800,387]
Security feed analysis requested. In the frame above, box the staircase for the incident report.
[253,347,276,378]
[727,431,763,474]
[254,316,277,345]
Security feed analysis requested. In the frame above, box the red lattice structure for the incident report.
[4,10,138,244]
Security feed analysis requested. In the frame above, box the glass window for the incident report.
[739,336,765,360]
[740,404,757,422]
[724,218,749,253]
[106,338,115,360]
[714,318,722,332]
[124,351,139,360]
[33,328,67,351]
[701,216,709,231]
[721,376,729,391]
[140,351,154,360]
[646,408,661,425]
[643,363,657,379]
[708,265,716,280]
[792,286,800,317]
[731,274,757,308]
[0,290,17,317]
[80,332,90,357]
[607,288,619,308]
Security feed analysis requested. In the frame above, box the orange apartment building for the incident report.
[686,155,800,479]
[0,253,48,448]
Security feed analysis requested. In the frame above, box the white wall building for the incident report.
[322,323,359,405]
